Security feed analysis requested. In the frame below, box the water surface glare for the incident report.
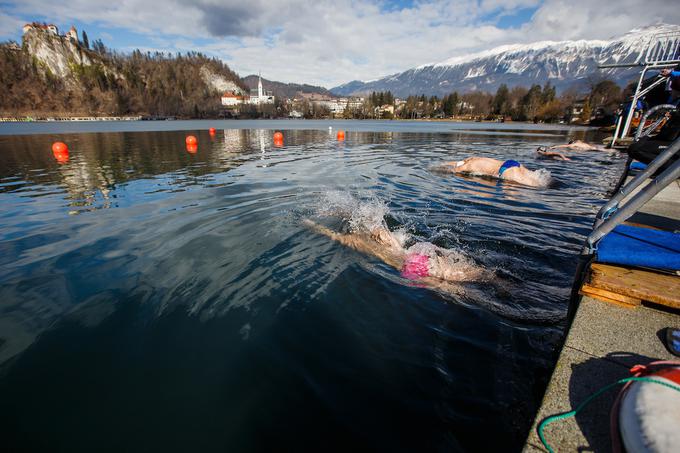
[0,126,622,452]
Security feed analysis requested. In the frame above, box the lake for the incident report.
[0,121,622,452]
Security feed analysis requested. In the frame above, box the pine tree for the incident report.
[82,31,89,49]
[580,98,592,124]
[492,84,509,115]
[542,81,556,103]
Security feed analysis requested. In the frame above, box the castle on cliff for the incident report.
[22,23,79,43]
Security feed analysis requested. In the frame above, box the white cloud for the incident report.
[1,0,676,87]
[525,0,677,41]
[0,10,23,39]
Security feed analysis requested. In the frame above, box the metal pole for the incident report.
[586,156,680,252]
[595,136,680,227]
[621,67,648,139]
[611,114,623,147]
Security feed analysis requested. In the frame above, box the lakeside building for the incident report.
[221,92,244,107]
[292,96,364,117]
[220,75,274,108]
[247,75,275,105]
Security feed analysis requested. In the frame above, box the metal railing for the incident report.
[603,31,680,145]
[585,135,680,253]
[645,32,680,66]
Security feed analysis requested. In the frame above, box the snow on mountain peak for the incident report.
[331,24,680,98]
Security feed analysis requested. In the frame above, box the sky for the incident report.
[0,0,675,88]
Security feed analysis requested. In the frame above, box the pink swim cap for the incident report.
[401,253,430,279]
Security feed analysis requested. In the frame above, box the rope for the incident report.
[537,376,680,453]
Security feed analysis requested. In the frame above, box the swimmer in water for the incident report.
[546,139,609,152]
[536,147,571,161]
[439,157,552,187]
[303,219,489,286]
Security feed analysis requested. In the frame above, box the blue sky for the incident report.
[0,0,673,87]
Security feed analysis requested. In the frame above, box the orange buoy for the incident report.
[186,144,198,154]
[273,131,283,141]
[209,127,216,134]
[337,130,345,141]
[52,142,68,154]
[185,135,197,146]
[273,138,283,148]
[53,150,69,163]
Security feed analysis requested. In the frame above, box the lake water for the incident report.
[0,121,622,452]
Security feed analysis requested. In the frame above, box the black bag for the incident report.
[627,108,680,174]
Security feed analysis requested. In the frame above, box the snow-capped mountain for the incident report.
[331,24,680,97]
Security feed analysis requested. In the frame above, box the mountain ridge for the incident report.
[331,24,680,97]
[243,74,335,99]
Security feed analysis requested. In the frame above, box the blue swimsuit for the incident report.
[498,160,521,178]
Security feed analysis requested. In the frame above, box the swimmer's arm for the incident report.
[539,151,571,161]
[303,219,404,269]
[303,219,378,253]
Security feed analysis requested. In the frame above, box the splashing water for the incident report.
[310,192,487,284]
[314,191,392,234]
[528,168,553,187]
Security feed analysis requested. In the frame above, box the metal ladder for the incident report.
[585,135,680,254]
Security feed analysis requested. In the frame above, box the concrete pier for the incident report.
[523,178,680,452]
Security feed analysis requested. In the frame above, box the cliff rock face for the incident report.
[200,66,243,94]
[331,24,680,97]
[22,28,93,80]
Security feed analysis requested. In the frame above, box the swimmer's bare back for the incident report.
[549,140,608,152]
[440,157,548,187]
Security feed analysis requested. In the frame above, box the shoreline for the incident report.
[0,118,596,137]
[0,116,589,126]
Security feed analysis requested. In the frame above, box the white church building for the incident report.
[246,75,275,105]
[220,75,274,108]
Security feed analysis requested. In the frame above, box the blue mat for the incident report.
[629,161,648,171]
[597,225,680,271]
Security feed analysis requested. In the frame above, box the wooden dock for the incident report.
[524,179,680,452]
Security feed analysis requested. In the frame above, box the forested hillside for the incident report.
[0,28,246,117]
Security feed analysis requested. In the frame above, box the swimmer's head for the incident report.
[568,139,575,144]
[401,253,430,279]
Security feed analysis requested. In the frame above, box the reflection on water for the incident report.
[0,127,623,452]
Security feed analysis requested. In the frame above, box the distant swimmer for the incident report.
[303,219,489,287]
[546,139,609,152]
[536,148,571,161]
[438,157,552,187]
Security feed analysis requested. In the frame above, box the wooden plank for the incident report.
[580,284,641,306]
[580,288,640,308]
[622,221,662,231]
[590,263,680,310]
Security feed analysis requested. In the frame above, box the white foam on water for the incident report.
[314,191,391,234]
[528,168,553,187]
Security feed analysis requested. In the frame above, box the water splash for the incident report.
[314,191,391,234]
[528,168,553,187]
